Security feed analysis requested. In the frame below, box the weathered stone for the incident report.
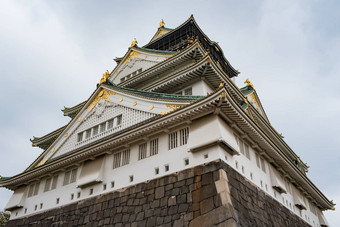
[155,186,164,199]
[200,197,214,214]
[168,195,177,206]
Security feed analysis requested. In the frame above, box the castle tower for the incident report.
[1,16,333,226]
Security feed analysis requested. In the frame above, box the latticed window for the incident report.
[180,128,189,146]
[244,143,250,160]
[107,119,114,129]
[85,129,91,139]
[33,182,40,196]
[139,143,147,160]
[169,132,178,149]
[184,87,192,95]
[63,168,77,185]
[44,178,52,192]
[260,157,266,173]
[100,122,106,133]
[51,175,58,190]
[116,115,122,126]
[28,182,40,197]
[150,138,158,156]
[255,153,261,168]
[122,149,130,166]
[77,132,83,142]
[92,125,99,136]
[70,168,77,183]
[113,152,121,169]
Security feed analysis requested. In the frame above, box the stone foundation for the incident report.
[6,160,310,227]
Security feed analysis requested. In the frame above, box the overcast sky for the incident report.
[0,0,339,225]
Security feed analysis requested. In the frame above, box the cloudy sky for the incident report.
[0,0,339,225]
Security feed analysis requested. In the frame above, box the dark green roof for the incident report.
[134,46,177,55]
[240,85,254,96]
[105,81,204,101]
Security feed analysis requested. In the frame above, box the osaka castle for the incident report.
[1,16,334,227]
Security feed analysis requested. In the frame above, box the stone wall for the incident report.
[6,160,310,227]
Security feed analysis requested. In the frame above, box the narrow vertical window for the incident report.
[244,143,250,159]
[70,168,78,183]
[107,119,114,129]
[255,153,261,168]
[100,122,106,133]
[139,143,147,160]
[122,149,130,166]
[260,157,266,173]
[33,182,40,196]
[77,132,83,142]
[85,129,91,139]
[129,175,134,182]
[116,115,122,126]
[51,175,58,190]
[239,139,245,155]
[184,87,192,95]
[63,170,70,185]
[169,132,178,149]
[113,152,122,168]
[180,127,189,146]
[28,184,35,197]
[165,164,169,172]
[44,178,52,192]
[92,125,99,136]
[150,138,158,156]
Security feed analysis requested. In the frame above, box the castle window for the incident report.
[71,193,74,200]
[24,208,27,214]
[56,198,60,204]
[77,132,83,142]
[51,175,58,190]
[85,129,91,139]
[169,132,178,149]
[150,138,158,156]
[184,158,189,166]
[244,143,250,160]
[180,127,189,145]
[113,152,122,169]
[255,153,261,168]
[129,175,134,182]
[103,184,107,190]
[34,205,37,211]
[116,115,122,125]
[63,168,77,185]
[139,143,147,160]
[184,87,192,95]
[165,164,169,172]
[89,188,93,195]
[44,178,52,192]
[27,182,40,197]
[122,149,130,165]
[260,157,266,172]
[111,181,115,188]
[77,192,81,198]
[92,125,99,136]
[100,122,106,133]
[155,167,159,175]
[107,119,114,129]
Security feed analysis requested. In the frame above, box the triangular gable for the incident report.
[28,83,196,170]
[149,27,173,43]
[240,84,270,122]
[109,46,176,85]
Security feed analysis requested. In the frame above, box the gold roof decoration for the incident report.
[244,78,254,88]
[159,19,165,28]
[130,38,138,48]
[99,70,111,85]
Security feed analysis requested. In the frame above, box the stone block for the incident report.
[200,197,214,214]
[168,196,177,206]
[155,186,165,199]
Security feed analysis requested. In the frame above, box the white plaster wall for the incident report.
[8,116,322,226]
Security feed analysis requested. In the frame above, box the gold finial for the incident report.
[130,38,138,48]
[219,82,224,88]
[99,70,110,85]
[244,78,254,88]
[159,19,165,28]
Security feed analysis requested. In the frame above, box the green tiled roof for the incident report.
[105,81,204,101]
[135,46,177,55]
[240,85,254,96]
